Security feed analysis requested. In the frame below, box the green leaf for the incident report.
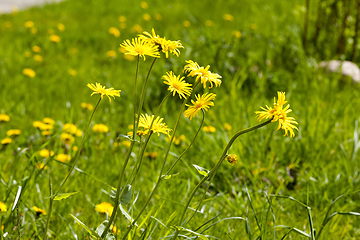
[53,191,80,201]
[192,164,209,177]
[161,171,181,180]
[171,226,209,239]
[69,214,100,239]
[110,185,132,205]
[119,204,138,226]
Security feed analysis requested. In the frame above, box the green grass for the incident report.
[1,0,360,239]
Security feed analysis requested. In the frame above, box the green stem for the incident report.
[101,57,157,239]
[172,118,273,239]
[42,170,53,240]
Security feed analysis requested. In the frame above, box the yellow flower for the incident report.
[42,130,52,136]
[131,24,143,33]
[172,134,186,145]
[92,124,109,133]
[143,13,151,21]
[138,114,171,136]
[224,123,232,131]
[95,202,113,215]
[55,154,71,163]
[140,1,148,9]
[33,55,43,62]
[24,21,34,28]
[68,69,77,76]
[162,71,192,99]
[50,34,60,42]
[154,13,162,21]
[1,138,12,145]
[0,202,7,212]
[203,126,216,133]
[226,154,238,165]
[39,149,54,158]
[184,93,216,120]
[223,14,234,21]
[36,163,48,170]
[81,102,94,111]
[6,129,21,136]
[23,68,36,78]
[109,27,120,37]
[183,21,191,27]
[0,113,10,122]
[255,91,298,137]
[87,82,121,103]
[232,30,242,38]
[63,123,78,134]
[57,23,65,31]
[107,50,117,58]
[118,16,126,22]
[30,27,37,34]
[33,121,53,130]
[144,151,158,160]
[120,37,160,60]
[139,28,183,58]
[32,46,41,52]
[205,20,214,27]
[60,133,75,144]
[32,206,46,215]
[183,60,222,89]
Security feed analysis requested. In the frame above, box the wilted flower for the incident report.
[226,154,238,165]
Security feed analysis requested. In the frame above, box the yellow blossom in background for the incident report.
[1,138,12,145]
[140,28,184,58]
[30,27,37,34]
[33,55,43,62]
[24,51,31,57]
[87,82,121,103]
[184,93,216,120]
[120,140,131,147]
[23,68,36,78]
[119,22,127,29]
[183,21,191,27]
[232,30,242,38]
[124,54,135,61]
[107,50,117,58]
[144,151,158,160]
[48,28,55,34]
[32,46,41,52]
[120,37,160,60]
[162,71,192,99]
[36,163,48,170]
[42,130,51,136]
[138,114,172,136]
[12,6,19,14]
[93,124,109,133]
[154,13,162,20]
[183,60,222,89]
[131,24,143,33]
[61,133,75,144]
[205,20,214,27]
[68,69,77,76]
[255,91,298,137]
[63,123,79,134]
[118,16,126,22]
[0,113,10,122]
[43,118,55,125]
[71,48,78,54]
[140,1,148,9]
[33,120,53,130]
[172,134,186,145]
[143,13,151,21]
[250,23,257,30]
[109,27,120,37]
[24,21,34,28]
[32,206,46,215]
[95,202,114,215]
[203,126,216,133]
[57,23,65,31]
[223,14,234,21]
[4,21,12,28]
[224,123,232,131]
[81,102,94,111]
[6,129,21,136]
[72,146,78,151]
[0,202,7,212]
[111,224,120,235]
[55,154,71,163]
[39,149,54,158]
[226,154,238,165]
[50,34,60,42]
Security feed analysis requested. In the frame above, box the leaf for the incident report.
[110,185,132,205]
[70,214,100,239]
[53,191,80,201]
[161,171,181,180]
[12,186,22,211]
[192,165,209,177]
[119,204,138,226]
[171,226,209,239]
[117,134,139,143]
[94,220,115,239]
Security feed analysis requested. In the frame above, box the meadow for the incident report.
[1,0,360,239]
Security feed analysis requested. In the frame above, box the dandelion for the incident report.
[203,126,216,133]
[120,37,160,60]
[0,113,10,122]
[6,129,21,136]
[183,60,222,89]
[223,14,234,21]
[140,1,148,9]
[145,151,158,160]
[224,123,232,131]
[39,149,54,158]
[33,121,53,130]
[24,21,34,28]
[205,20,214,27]
[57,23,65,31]
[23,68,36,78]
[87,82,121,103]
[43,118,55,125]
[33,55,43,62]
[138,114,171,136]
[226,154,238,165]
[36,163,48,170]
[232,30,242,38]
[139,28,184,58]
[143,13,151,21]
[55,154,71,163]
[131,24,143,33]
[173,134,186,145]
[81,102,94,111]
[50,34,60,42]
[154,13,162,20]
[118,16,126,22]
[42,130,51,136]
[32,206,46,215]
[68,69,77,76]
[183,21,191,27]
[107,50,117,58]
[255,91,298,137]
[93,124,109,133]
[0,202,7,212]
[119,22,127,29]
[32,46,41,52]
[162,71,192,99]
[63,123,78,134]
[60,133,75,144]
[109,27,120,37]
[1,138,12,145]
[184,93,216,120]
[95,202,114,215]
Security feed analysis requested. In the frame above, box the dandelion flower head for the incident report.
[0,202,7,212]
[138,114,172,136]
[184,60,222,89]
[0,113,10,122]
[87,82,121,103]
[162,71,192,99]
[120,37,160,60]
[184,93,216,120]
[33,206,46,215]
[95,202,114,215]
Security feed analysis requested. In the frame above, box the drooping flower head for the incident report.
[138,114,172,136]
[87,82,121,103]
[255,91,298,137]
[183,60,222,89]
[139,28,184,58]
[120,37,160,60]
[184,93,216,120]
[162,71,192,99]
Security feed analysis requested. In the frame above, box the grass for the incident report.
[1,0,360,239]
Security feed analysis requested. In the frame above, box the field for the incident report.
[1,0,360,239]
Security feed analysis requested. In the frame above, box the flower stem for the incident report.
[171,118,273,239]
